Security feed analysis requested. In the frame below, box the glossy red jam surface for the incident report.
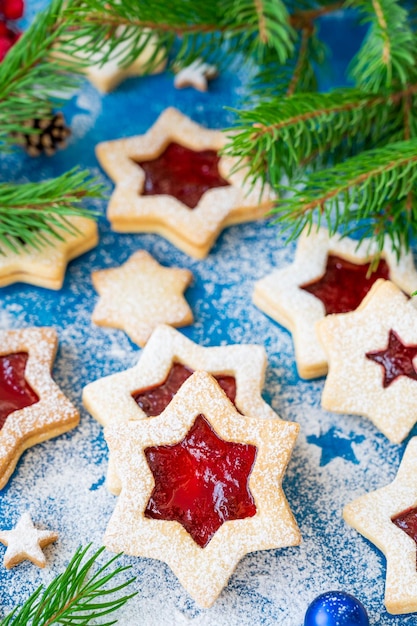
[134,141,230,209]
[366,329,417,388]
[144,413,257,548]
[132,362,237,416]
[301,254,390,315]
[392,506,417,566]
[0,352,39,429]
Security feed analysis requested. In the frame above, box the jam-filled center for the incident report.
[0,352,39,429]
[132,362,237,416]
[133,141,230,209]
[366,329,417,388]
[392,506,417,567]
[300,254,390,315]
[144,413,257,548]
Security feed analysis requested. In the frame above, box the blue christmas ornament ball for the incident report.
[304,591,369,626]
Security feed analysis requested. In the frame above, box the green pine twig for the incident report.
[349,0,417,91]
[273,138,417,256]
[0,545,137,625]
[0,168,102,255]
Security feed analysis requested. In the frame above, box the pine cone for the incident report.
[16,111,71,157]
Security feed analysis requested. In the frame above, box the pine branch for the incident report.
[349,0,417,91]
[0,168,102,255]
[0,0,83,148]
[273,139,417,255]
[0,545,136,625]
[223,86,414,182]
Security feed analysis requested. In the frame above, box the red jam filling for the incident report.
[0,352,39,429]
[132,362,237,416]
[392,506,417,566]
[300,254,390,315]
[144,413,257,548]
[133,141,230,209]
[366,329,417,388]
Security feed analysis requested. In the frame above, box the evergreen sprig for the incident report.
[0,545,136,625]
[275,139,417,255]
[349,0,417,91]
[0,169,102,255]
[0,0,82,147]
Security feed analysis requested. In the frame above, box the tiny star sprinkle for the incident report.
[0,512,58,569]
[91,250,194,347]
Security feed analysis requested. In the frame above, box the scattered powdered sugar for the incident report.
[0,32,415,625]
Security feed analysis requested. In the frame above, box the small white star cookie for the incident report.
[174,59,217,92]
[103,370,300,608]
[96,107,274,258]
[0,327,79,489]
[0,216,98,289]
[317,279,417,443]
[0,512,58,569]
[83,323,284,493]
[253,227,417,379]
[344,437,417,614]
[91,251,193,347]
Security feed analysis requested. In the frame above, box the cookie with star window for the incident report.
[0,328,79,489]
[95,107,275,259]
[317,279,417,443]
[253,226,417,379]
[344,437,417,614]
[103,370,300,608]
[83,323,287,494]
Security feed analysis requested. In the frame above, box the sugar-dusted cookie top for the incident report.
[344,437,417,615]
[0,328,79,489]
[317,279,417,443]
[253,226,417,379]
[103,371,300,608]
[0,216,98,289]
[91,250,193,348]
[96,107,275,258]
[83,323,287,493]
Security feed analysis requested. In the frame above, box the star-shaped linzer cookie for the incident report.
[0,512,58,569]
[317,279,417,444]
[344,437,417,614]
[253,226,417,379]
[0,217,98,289]
[0,327,79,489]
[103,370,300,608]
[91,251,193,348]
[95,107,274,259]
[83,323,285,493]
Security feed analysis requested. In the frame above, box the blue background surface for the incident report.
[0,6,414,625]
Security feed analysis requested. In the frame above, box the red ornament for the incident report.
[2,0,24,20]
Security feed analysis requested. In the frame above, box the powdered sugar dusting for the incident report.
[0,17,415,624]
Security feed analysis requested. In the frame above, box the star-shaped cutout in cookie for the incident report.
[317,279,417,443]
[83,324,284,494]
[0,328,79,489]
[366,329,417,388]
[103,371,300,608]
[0,512,58,569]
[344,437,417,614]
[253,226,417,379]
[0,216,98,289]
[307,426,365,467]
[96,107,274,258]
[91,251,193,348]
